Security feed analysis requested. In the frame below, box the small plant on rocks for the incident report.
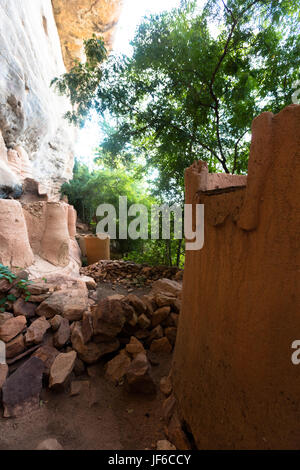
[0,264,32,312]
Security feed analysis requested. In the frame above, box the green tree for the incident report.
[62,160,184,266]
[51,35,107,126]
[53,0,300,194]
[61,160,156,256]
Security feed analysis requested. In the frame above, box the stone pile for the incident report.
[81,260,183,288]
[0,275,182,418]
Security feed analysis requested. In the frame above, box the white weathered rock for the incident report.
[36,439,63,450]
[0,0,75,199]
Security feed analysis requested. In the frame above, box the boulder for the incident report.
[125,352,156,395]
[27,281,53,296]
[125,336,145,358]
[151,306,171,327]
[13,298,37,318]
[33,345,60,377]
[92,298,131,338]
[152,279,182,297]
[107,294,125,301]
[49,315,62,331]
[25,317,51,345]
[0,316,26,343]
[105,352,131,385]
[0,313,13,326]
[125,294,147,315]
[6,334,25,359]
[155,292,176,308]
[137,314,151,330]
[36,288,88,320]
[49,350,77,390]
[128,312,138,327]
[2,357,44,417]
[71,322,119,364]
[52,318,70,349]
[150,337,172,354]
[36,439,63,451]
[146,325,164,346]
[140,294,157,316]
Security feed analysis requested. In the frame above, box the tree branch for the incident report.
[208,0,262,173]
[232,130,249,174]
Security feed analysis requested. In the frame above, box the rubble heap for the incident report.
[81,260,183,288]
[0,275,181,421]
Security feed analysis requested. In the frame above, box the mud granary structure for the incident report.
[172,104,300,449]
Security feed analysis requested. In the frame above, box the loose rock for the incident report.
[2,357,44,417]
[49,315,62,331]
[0,316,26,343]
[36,439,63,450]
[13,298,36,318]
[53,317,70,349]
[0,313,13,326]
[138,314,151,330]
[150,337,172,354]
[125,352,156,395]
[152,279,182,297]
[49,350,77,391]
[36,289,88,321]
[25,317,50,345]
[151,306,171,327]
[92,298,131,338]
[125,336,145,358]
[6,334,25,359]
[105,352,131,385]
[72,322,119,364]
[33,345,60,378]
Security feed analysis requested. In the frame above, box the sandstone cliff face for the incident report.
[0,0,76,199]
[52,0,123,70]
[0,0,121,276]
[172,104,300,449]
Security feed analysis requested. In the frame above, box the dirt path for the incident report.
[0,356,171,450]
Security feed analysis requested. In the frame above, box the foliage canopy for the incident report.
[53,0,300,196]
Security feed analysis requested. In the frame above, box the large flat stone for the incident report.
[0,316,26,343]
[2,357,44,418]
